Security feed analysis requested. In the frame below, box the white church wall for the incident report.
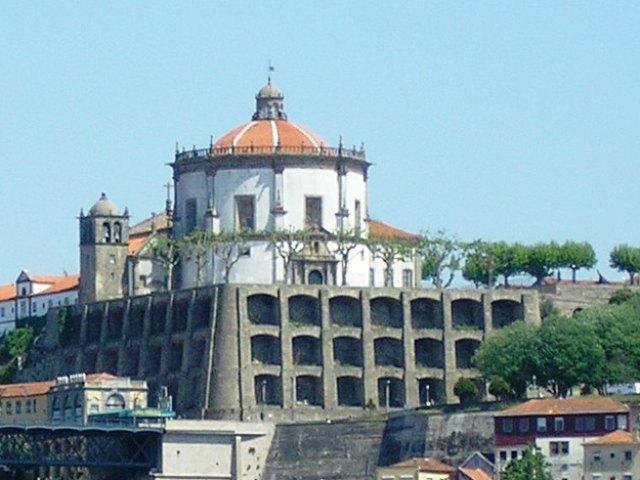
[215,168,274,231]
[282,168,340,231]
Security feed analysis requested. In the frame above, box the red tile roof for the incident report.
[214,120,326,150]
[30,275,67,284]
[390,457,456,473]
[31,275,79,297]
[0,380,53,398]
[0,284,15,302]
[128,233,151,256]
[585,430,640,446]
[499,397,628,417]
[369,219,419,241]
[459,468,493,480]
[0,275,79,302]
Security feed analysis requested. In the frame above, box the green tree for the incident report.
[420,230,463,288]
[474,321,542,398]
[610,245,640,284]
[329,229,362,286]
[502,446,552,480]
[369,236,414,287]
[213,230,251,283]
[558,241,596,282]
[148,235,183,290]
[538,315,606,397]
[523,242,561,285]
[488,376,512,401]
[269,229,310,284]
[463,241,528,288]
[453,377,479,404]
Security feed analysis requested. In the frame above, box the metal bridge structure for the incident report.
[0,424,162,471]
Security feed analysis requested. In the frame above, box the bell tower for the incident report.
[79,193,129,303]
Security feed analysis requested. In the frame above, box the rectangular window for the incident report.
[605,415,616,431]
[369,268,375,287]
[6,402,12,415]
[576,416,585,432]
[554,417,565,432]
[550,442,559,456]
[25,400,31,414]
[33,399,36,412]
[625,451,633,461]
[519,418,530,433]
[585,416,596,431]
[15,401,21,415]
[0,307,4,317]
[354,200,362,236]
[619,414,628,430]
[537,417,547,433]
[560,442,569,455]
[305,196,322,229]
[623,475,633,480]
[185,198,197,234]
[402,269,413,288]
[500,451,507,461]
[502,418,513,433]
[236,195,256,231]
[510,450,518,460]
[593,451,601,462]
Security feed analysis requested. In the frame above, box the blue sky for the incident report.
[1,1,639,284]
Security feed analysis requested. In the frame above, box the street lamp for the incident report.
[425,384,431,407]
[260,379,267,420]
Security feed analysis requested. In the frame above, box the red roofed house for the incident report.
[583,430,640,480]
[0,379,54,425]
[494,397,630,480]
[377,458,457,480]
[0,270,79,334]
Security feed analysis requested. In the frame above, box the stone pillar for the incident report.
[335,164,349,231]
[280,289,293,410]
[482,292,493,339]
[233,434,243,479]
[117,299,131,374]
[442,291,457,403]
[361,291,376,407]
[160,293,174,375]
[95,303,109,371]
[401,292,418,408]
[210,286,243,420]
[523,293,541,326]
[137,296,153,378]
[320,288,337,410]
[271,163,286,230]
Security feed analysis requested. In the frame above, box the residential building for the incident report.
[0,270,79,334]
[0,380,53,425]
[458,452,495,480]
[48,372,148,425]
[376,458,456,480]
[494,397,630,480]
[583,430,640,480]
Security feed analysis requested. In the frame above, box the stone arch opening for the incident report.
[492,300,523,329]
[374,337,404,367]
[190,338,207,369]
[248,294,280,325]
[573,308,584,317]
[292,336,321,365]
[295,375,323,406]
[370,297,403,329]
[337,376,364,407]
[103,349,119,374]
[333,337,363,367]
[377,377,405,408]
[150,297,168,335]
[455,339,481,369]
[308,270,324,285]
[417,378,445,406]
[129,300,146,338]
[169,341,184,372]
[254,374,282,406]
[122,345,140,377]
[329,296,362,327]
[288,295,321,326]
[411,298,443,329]
[82,350,97,374]
[193,291,212,329]
[106,302,124,341]
[86,306,103,344]
[414,338,444,369]
[452,299,484,330]
[145,344,163,376]
[251,335,281,365]
[172,295,190,333]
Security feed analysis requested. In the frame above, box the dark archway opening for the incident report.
[455,339,481,369]
[248,294,280,325]
[414,338,444,369]
[254,374,282,406]
[374,337,404,368]
[411,298,443,329]
[492,300,523,329]
[251,335,281,365]
[329,296,362,327]
[452,299,484,330]
[288,295,321,326]
[292,336,321,365]
[333,337,363,367]
[370,297,403,329]
[377,377,405,408]
[295,376,323,406]
[337,376,364,407]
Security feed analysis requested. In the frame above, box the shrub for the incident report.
[489,376,512,400]
[454,377,479,404]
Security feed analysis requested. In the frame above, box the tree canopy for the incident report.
[558,241,596,282]
[610,244,640,284]
[420,230,463,288]
[502,447,552,480]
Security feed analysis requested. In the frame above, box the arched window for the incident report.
[308,270,324,285]
[103,222,111,243]
[113,222,122,243]
[106,393,125,410]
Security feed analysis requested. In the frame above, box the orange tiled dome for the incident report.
[213,119,327,149]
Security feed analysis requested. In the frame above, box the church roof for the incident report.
[213,119,326,150]
[89,193,121,217]
[369,219,420,241]
[0,274,79,303]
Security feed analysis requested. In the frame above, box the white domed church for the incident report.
[79,81,421,303]
[171,80,420,288]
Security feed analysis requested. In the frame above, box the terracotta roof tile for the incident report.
[128,234,151,256]
[585,430,640,446]
[30,275,66,284]
[214,119,326,149]
[459,468,493,480]
[0,380,53,398]
[0,284,15,302]
[31,275,79,297]
[500,397,628,417]
[390,457,456,473]
[369,219,419,241]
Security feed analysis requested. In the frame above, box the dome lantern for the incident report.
[253,79,287,121]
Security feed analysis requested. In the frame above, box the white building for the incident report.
[0,270,79,334]
[172,80,421,288]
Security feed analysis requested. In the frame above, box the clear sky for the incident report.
[1,1,639,284]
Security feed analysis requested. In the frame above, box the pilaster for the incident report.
[280,289,293,410]
[320,288,337,410]
[401,292,418,407]
[442,291,457,403]
[361,290,376,407]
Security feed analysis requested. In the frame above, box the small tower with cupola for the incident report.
[79,193,129,303]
